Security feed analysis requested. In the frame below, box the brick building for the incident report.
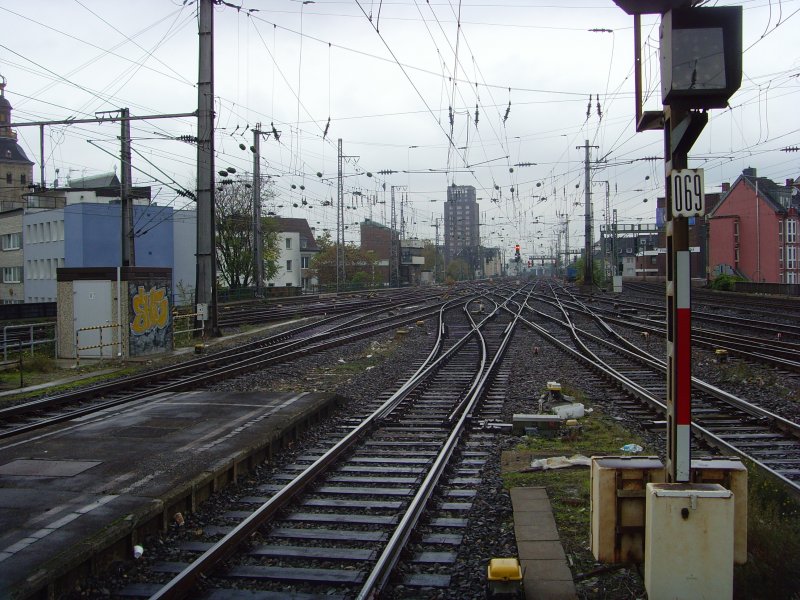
[709,168,800,283]
[360,218,397,284]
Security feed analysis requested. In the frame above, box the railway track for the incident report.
[516,287,800,495]
[0,293,462,441]
[110,290,528,599]
[551,287,800,375]
[217,288,447,328]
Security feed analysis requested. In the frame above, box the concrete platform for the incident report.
[0,390,337,599]
[511,486,577,600]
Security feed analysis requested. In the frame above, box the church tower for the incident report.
[0,76,35,211]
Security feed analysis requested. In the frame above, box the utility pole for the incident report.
[612,209,619,276]
[400,191,405,240]
[564,215,570,271]
[578,140,599,288]
[336,138,347,292]
[390,186,398,287]
[252,123,264,296]
[604,181,611,280]
[39,125,45,188]
[334,142,360,292]
[433,217,441,283]
[196,0,217,336]
[120,107,134,267]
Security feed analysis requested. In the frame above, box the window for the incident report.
[3,267,22,283]
[779,246,784,265]
[734,247,740,264]
[788,219,797,244]
[779,221,783,242]
[733,221,739,243]
[20,174,26,185]
[2,232,21,250]
[286,259,293,272]
[787,246,797,270]
[301,256,309,269]
[5,173,11,184]
[285,237,292,249]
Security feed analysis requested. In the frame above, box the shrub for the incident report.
[711,274,745,291]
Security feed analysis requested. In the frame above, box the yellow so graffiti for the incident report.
[131,285,169,335]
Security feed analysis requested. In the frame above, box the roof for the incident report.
[0,137,33,164]
[361,218,390,231]
[272,217,319,251]
[23,185,151,201]
[68,173,120,189]
[742,174,792,212]
[711,169,795,217]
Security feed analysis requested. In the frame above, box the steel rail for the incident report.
[539,288,800,434]
[503,304,800,496]
[148,297,480,599]
[538,288,800,373]
[0,300,458,441]
[356,290,530,599]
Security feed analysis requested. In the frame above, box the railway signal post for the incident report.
[612,3,743,597]
[614,0,742,482]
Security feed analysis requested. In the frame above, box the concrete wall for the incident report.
[57,269,172,359]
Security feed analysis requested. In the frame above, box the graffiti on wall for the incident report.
[129,282,172,356]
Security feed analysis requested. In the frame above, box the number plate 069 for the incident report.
[670,169,705,218]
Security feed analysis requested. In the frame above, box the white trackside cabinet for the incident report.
[644,483,734,600]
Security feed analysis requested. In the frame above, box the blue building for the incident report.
[23,179,195,303]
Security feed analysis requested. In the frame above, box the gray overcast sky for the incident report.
[1,0,798,257]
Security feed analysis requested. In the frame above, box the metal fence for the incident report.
[172,308,204,340]
[2,322,57,361]
[733,282,800,296]
[75,323,121,366]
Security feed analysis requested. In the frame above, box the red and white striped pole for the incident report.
[673,249,692,480]
[664,103,702,483]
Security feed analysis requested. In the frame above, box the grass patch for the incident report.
[0,351,59,390]
[501,407,800,599]
[0,363,136,405]
[734,464,800,599]
[501,407,652,597]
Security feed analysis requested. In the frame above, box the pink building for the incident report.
[708,168,800,283]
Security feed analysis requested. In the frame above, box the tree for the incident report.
[215,178,280,288]
[310,234,382,290]
[573,256,606,287]
[421,241,443,280]
[446,258,471,281]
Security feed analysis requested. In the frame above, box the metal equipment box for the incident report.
[644,483,734,599]
[691,457,747,564]
[511,414,562,436]
[590,456,664,563]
